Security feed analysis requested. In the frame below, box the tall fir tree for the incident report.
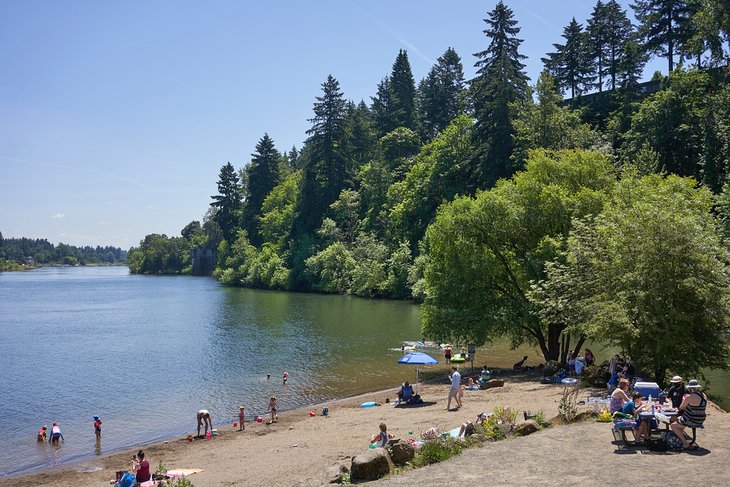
[388,49,418,132]
[242,134,281,246]
[370,77,391,136]
[543,18,595,100]
[587,1,610,92]
[210,162,243,244]
[632,0,694,72]
[344,100,377,171]
[604,0,635,90]
[292,75,349,240]
[418,47,466,141]
[470,1,529,187]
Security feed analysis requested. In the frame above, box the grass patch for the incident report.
[412,438,464,467]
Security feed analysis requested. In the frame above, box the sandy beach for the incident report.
[2,371,727,487]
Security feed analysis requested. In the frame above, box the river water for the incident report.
[0,266,727,478]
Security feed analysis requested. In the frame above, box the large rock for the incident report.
[481,379,505,389]
[388,440,415,465]
[323,464,349,484]
[543,360,559,376]
[470,433,489,443]
[351,448,393,481]
[514,420,539,436]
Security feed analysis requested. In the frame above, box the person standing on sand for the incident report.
[444,346,452,363]
[446,366,461,410]
[197,410,212,437]
[238,405,245,431]
[268,396,279,424]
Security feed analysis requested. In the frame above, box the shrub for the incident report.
[412,438,463,467]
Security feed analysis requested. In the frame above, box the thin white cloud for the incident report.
[97,220,113,225]
[351,2,435,65]
[521,7,561,31]
[52,212,65,219]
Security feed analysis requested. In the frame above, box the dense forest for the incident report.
[0,232,127,271]
[129,1,730,380]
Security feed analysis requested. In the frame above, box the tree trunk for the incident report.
[668,10,674,72]
[573,335,587,360]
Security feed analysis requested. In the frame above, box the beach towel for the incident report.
[167,468,203,477]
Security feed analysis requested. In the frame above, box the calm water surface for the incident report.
[0,266,727,477]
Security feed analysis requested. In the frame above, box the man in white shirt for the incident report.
[447,366,462,410]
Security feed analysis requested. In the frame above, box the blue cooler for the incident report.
[634,381,660,400]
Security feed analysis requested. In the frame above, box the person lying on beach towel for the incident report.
[457,412,489,437]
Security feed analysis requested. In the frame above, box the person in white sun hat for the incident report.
[665,375,686,409]
[669,379,707,450]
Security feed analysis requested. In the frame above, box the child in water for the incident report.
[268,396,278,424]
[49,422,64,444]
[282,371,288,385]
[238,406,245,431]
[37,425,48,442]
[93,416,102,440]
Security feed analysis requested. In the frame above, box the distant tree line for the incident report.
[129,1,730,381]
[0,232,127,270]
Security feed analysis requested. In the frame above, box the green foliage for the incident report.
[0,237,127,267]
[128,234,191,274]
[214,232,289,289]
[538,172,730,382]
[412,438,464,467]
[242,134,282,246]
[557,386,581,422]
[493,404,518,424]
[542,17,595,99]
[259,171,301,249]
[418,47,466,141]
[422,149,615,359]
[632,0,694,72]
[512,72,603,167]
[305,241,355,293]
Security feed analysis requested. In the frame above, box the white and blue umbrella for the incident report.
[398,351,439,393]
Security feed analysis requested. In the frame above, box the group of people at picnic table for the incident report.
[609,375,707,449]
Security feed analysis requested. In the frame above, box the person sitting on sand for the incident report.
[513,355,528,371]
[268,396,279,424]
[133,450,151,483]
[197,410,212,437]
[458,412,489,437]
[37,425,47,442]
[370,423,395,448]
[397,382,414,403]
[609,378,631,414]
[49,422,63,445]
[669,379,707,450]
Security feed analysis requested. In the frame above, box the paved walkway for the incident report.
[375,408,729,487]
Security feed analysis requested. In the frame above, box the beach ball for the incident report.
[256,416,263,423]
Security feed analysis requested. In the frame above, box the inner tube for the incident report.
[560,377,578,385]
[450,356,466,363]
[360,401,377,408]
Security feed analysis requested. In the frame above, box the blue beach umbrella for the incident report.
[398,352,439,393]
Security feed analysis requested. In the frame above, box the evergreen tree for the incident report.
[242,134,281,246]
[370,78,391,136]
[470,1,529,187]
[587,1,610,92]
[632,0,694,72]
[543,18,595,100]
[418,47,466,141]
[291,75,349,242]
[210,162,243,244]
[344,101,377,171]
[604,1,636,90]
[388,49,418,132]
[286,146,301,171]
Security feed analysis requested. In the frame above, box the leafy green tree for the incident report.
[388,115,474,249]
[621,68,710,178]
[128,234,191,274]
[259,171,302,249]
[543,18,595,100]
[690,0,730,63]
[418,47,466,140]
[535,173,730,382]
[305,241,355,293]
[242,134,282,246]
[512,72,602,167]
[210,162,243,244]
[421,149,615,361]
[470,1,529,187]
[632,0,694,72]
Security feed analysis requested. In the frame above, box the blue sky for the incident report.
[0,1,660,249]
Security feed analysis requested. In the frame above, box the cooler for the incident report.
[634,381,660,400]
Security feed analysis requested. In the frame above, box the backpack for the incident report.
[662,431,684,452]
[646,437,668,452]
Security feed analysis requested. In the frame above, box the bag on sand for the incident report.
[646,437,668,452]
[117,472,136,487]
[662,431,684,452]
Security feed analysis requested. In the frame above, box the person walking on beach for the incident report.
[93,416,102,440]
[197,410,212,437]
[238,405,245,431]
[446,366,461,410]
[49,422,64,445]
[268,396,278,424]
